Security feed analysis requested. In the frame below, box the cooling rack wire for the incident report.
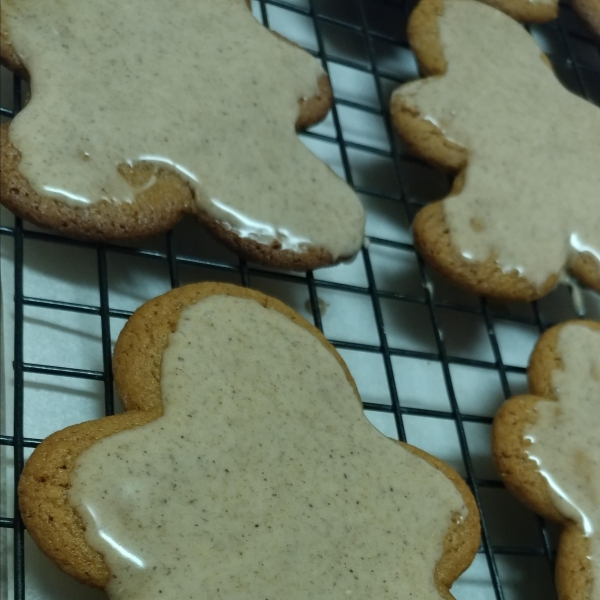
[1,0,599,598]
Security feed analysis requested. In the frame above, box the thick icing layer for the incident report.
[395,0,600,288]
[69,295,467,600]
[526,324,600,597]
[3,0,364,258]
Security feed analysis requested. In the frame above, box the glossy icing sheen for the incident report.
[395,0,600,288]
[526,324,600,597]
[3,0,364,258]
[69,295,467,600]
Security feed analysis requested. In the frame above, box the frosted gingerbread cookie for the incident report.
[492,320,600,600]
[19,282,480,599]
[0,0,364,270]
[391,0,600,301]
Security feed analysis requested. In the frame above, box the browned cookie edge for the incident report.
[411,201,560,301]
[193,208,342,271]
[403,443,480,599]
[17,410,160,587]
[492,320,600,600]
[1,124,195,242]
[20,282,480,594]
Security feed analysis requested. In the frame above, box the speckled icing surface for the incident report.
[68,295,467,600]
[395,0,600,288]
[526,324,600,598]
[3,0,364,258]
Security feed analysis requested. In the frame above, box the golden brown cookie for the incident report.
[392,0,600,301]
[0,0,365,270]
[492,320,600,600]
[19,282,480,598]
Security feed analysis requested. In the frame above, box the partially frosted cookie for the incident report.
[391,0,600,301]
[0,0,365,270]
[19,282,480,599]
[492,320,600,600]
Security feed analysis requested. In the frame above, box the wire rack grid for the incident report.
[1,0,600,599]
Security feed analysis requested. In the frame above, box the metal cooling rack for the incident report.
[1,0,600,599]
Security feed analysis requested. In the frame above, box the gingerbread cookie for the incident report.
[492,320,600,600]
[0,0,364,270]
[391,0,600,301]
[19,282,480,599]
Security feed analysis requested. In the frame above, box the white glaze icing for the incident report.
[69,295,467,599]
[395,0,600,288]
[3,0,364,259]
[526,323,600,597]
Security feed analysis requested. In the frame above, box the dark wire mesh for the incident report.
[1,0,599,598]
